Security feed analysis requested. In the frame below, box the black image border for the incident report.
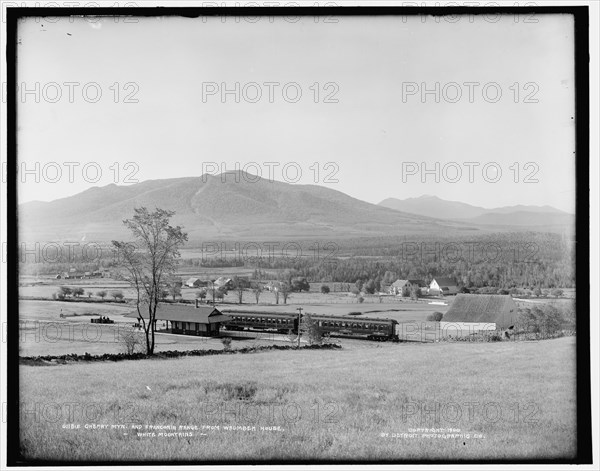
[5,4,592,466]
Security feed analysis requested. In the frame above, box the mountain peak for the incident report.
[19,175,450,243]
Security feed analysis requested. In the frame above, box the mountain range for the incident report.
[378,195,573,227]
[18,173,573,243]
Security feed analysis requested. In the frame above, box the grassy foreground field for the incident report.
[19,337,576,462]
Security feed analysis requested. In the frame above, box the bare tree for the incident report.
[112,207,188,355]
[207,281,217,304]
[118,326,144,355]
[253,284,262,304]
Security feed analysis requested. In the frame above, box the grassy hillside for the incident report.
[20,337,576,462]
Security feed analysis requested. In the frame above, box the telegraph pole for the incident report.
[296,307,303,348]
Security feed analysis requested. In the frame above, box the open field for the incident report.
[18,300,304,357]
[18,297,453,356]
[19,336,576,462]
[19,295,573,357]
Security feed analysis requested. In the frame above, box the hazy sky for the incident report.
[16,13,576,212]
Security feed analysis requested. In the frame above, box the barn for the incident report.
[440,294,519,333]
[389,279,425,296]
[185,277,205,288]
[125,300,231,337]
[389,279,410,295]
[429,277,459,296]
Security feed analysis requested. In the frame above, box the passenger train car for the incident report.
[312,315,398,341]
[222,311,299,334]
[221,310,398,341]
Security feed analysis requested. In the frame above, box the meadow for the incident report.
[19,336,577,462]
[18,295,451,357]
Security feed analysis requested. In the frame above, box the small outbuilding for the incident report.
[125,300,231,337]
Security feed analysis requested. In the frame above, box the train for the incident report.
[221,310,399,342]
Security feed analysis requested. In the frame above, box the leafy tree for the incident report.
[59,286,72,298]
[233,276,246,304]
[291,277,310,292]
[112,207,188,355]
[196,288,207,301]
[111,290,124,301]
[363,279,376,295]
[320,285,330,294]
[216,286,227,301]
[280,282,291,304]
[410,285,420,300]
[533,287,542,297]
[72,287,85,298]
[96,290,107,300]
[354,279,363,292]
[168,283,181,301]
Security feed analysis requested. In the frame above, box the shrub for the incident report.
[221,337,232,352]
[426,311,444,322]
[320,285,330,294]
[117,327,144,355]
[517,305,565,336]
[357,296,364,304]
